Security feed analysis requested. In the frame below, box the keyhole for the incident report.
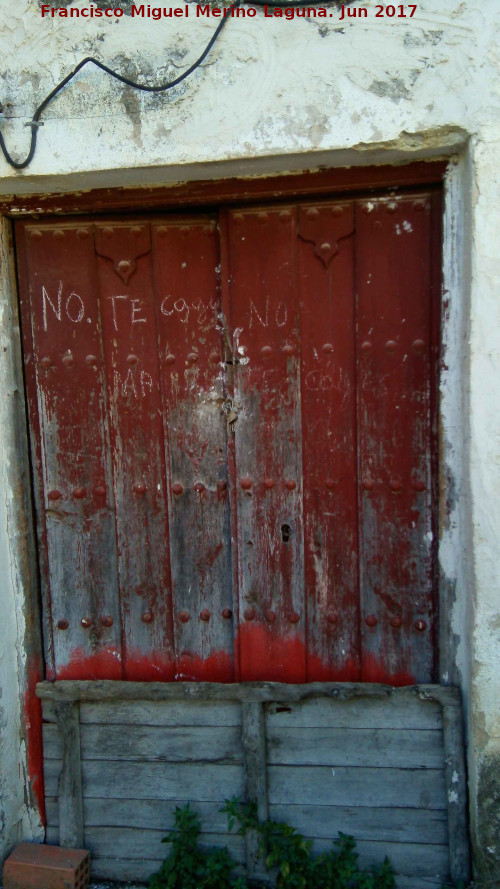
[281,523,291,543]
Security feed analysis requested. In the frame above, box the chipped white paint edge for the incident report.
[0,216,44,861]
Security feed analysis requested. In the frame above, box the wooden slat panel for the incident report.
[297,200,360,680]
[268,804,448,845]
[44,760,245,801]
[95,221,175,680]
[88,857,188,882]
[355,195,437,684]
[151,219,234,680]
[54,702,83,847]
[310,838,449,880]
[46,826,246,864]
[43,723,243,763]
[224,205,306,681]
[267,726,444,768]
[19,223,122,680]
[268,766,446,809]
[46,797,239,833]
[265,695,442,730]
[79,699,242,726]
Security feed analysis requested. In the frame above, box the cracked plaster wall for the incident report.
[0,0,499,882]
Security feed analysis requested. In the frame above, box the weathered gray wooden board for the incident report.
[43,699,242,726]
[267,765,446,809]
[268,804,448,844]
[265,696,442,729]
[309,838,449,879]
[267,727,444,768]
[46,826,246,864]
[43,723,243,763]
[46,797,236,833]
[44,760,245,802]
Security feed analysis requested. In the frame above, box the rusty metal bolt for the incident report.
[57,618,69,630]
[257,212,268,224]
[279,210,291,223]
[244,607,256,621]
[327,613,338,625]
[85,354,98,366]
[322,343,334,354]
[53,229,65,239]
[390,616,403,629]
[217,480,227,493]
[77,228,89,239]
[365,614,378,628]
[101,615,113,627]
[95,485,106,496]
[127,354,138,365]
[361,341,372,352]
[412,480,426,492]
[62,353,74,367]
[30,230,42,238]
[194,482,205,494]
[389,479,402,492]
[48,489,62,501]
[134,482,147,495]
[385,340,397,352]
[233,213,244,225]
[265,609,276,624]
[240,478,252,491]
[40,356,52,369]
[72,487,86,499]
[179,611,190,623]
[209,351,220,364]
[412,339,426,353]
[261,345,272,356]
[172,483,184,495]
[285,480,296,491]
[306,208,319,219]
[332,205,344,216]
[222,608,233,619]
[80,618,92,628]
[200,609,211,622]
[287,611,300,624]
[165,354,176,365]
[414,619,427,632]
[325,479,335,490]
[283,344,294,355]
[413,200,426,211]
[187,353,198,364]
[362,478,375,491]
[264,478,274,490]
[141,611,153,623]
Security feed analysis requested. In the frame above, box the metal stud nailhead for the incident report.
[209,352,220,364]
[322,343,334,354]
[179,611,190,623]
[412,339,425,352]
[222,608,233,619]
[48,489,62,501]
[265,610,276,623]
[306,208,319,219]
[53,229,65,239]
[415,619,427,632]
[327,613,338,625]
[365,614,378,627]
[389,479,402,492]
[77,229,89,239]
[391,616,403,629]
[187,353,198,364]
[264,478,274,490]
[257,212,268,224]
[332,205,344,216]
[279,210,291,222]
[217,480,227,493]
[141,611,153,623]
[285,480,296,491]
[413,200,426,211]
[412,480,426,492]
[134,482,147,495]
[233,214,244,225]
[362,478,374,491]
[200,609,211,622]
[361,341,372,352]
[288,611,300,624]
[127,354,138,365]
[325,479,335,490]
[194,482,205,493]
[41,356,52,368]
[165,354,176,365]
[101,615,113,627]
[72,487,86,499]
[387,202,398,213]
[95,485,106,496]
[85,355,98,366]
[81,618,92,628]
[240,478,252,491]
[31,230,42,238]
[172,483,183,495]
[62,354,74,367]
[261,346,272,356]
[244,607,256,621]
[283,344,294,355]
[385,340,397,352]
[57,618,69,630]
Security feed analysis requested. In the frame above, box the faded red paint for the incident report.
[24,655,46,824]
[361,653,415,687]
[55,647,122,681]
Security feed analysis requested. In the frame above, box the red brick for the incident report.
[3,844,90,889]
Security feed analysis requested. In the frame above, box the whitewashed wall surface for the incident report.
[0,0,499,884]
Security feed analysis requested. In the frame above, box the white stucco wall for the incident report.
[0,0,499,879]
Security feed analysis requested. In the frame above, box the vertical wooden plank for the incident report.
[297,200,360,681]
[241,702,268,878]
[355,194,437,684]
[18,223,122,680]
[55,702,83,848]
[442,702,470,883]
[151,218,234,680]
[224,206,306,682]
[95,222,175,680]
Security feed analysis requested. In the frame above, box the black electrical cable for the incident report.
[0,0,354,171]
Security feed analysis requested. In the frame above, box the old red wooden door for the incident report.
[16,188,439,685]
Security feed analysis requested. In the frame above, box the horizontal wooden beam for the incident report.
[36,680,460,707]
